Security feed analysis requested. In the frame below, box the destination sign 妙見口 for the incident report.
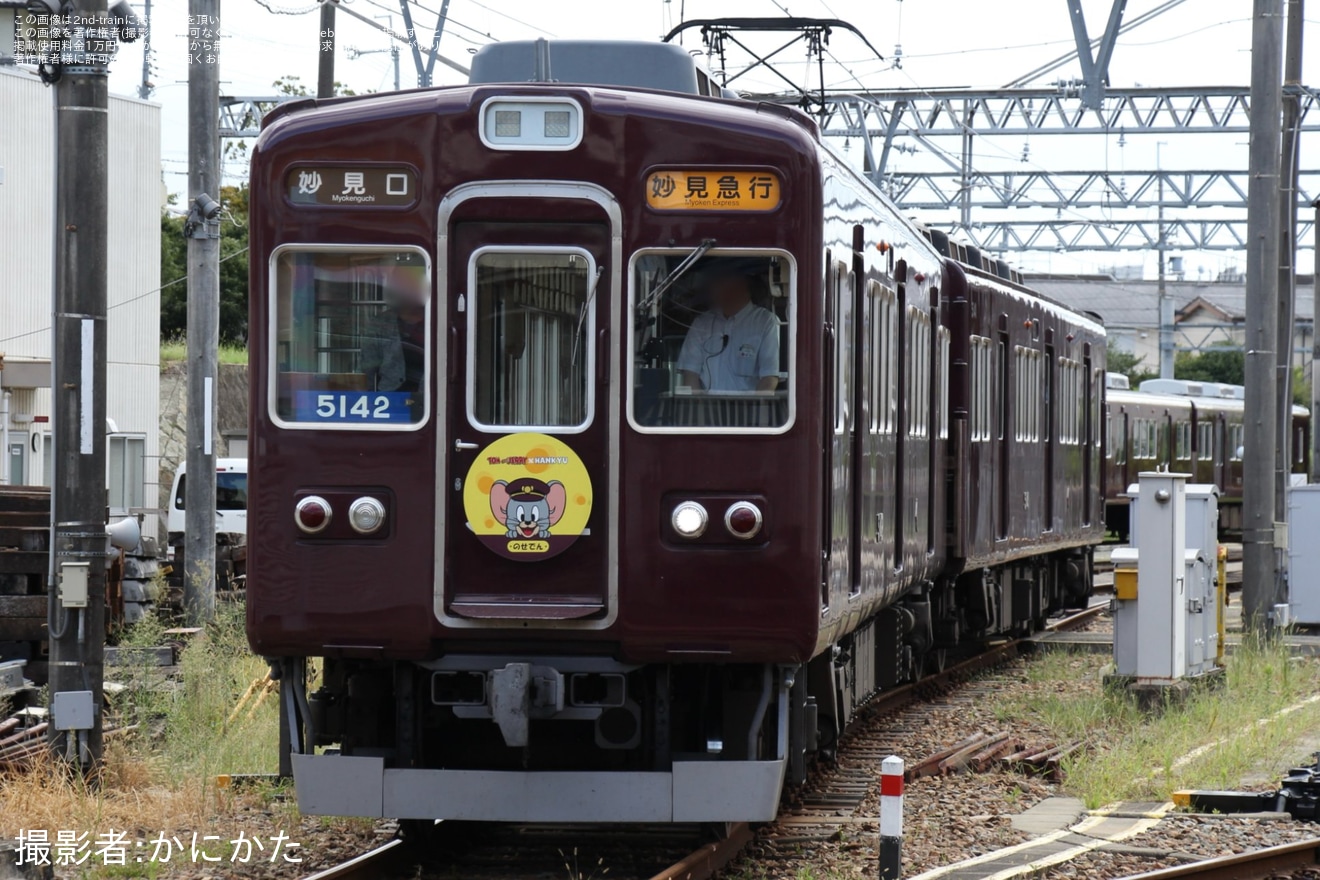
[286,167,417,207]
[645,170,782,212]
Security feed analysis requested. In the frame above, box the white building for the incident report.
[0,64,162,536]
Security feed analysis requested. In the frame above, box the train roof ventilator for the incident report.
[1107,472,1226,709]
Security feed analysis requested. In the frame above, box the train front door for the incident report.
[437,196,616,626]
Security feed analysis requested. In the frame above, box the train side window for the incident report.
[269,247,431,429]
[1175,421,1191,460]
[628,250,794,432]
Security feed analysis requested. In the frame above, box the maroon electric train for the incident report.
[245,39,1105,824]
[1103,376,1311,538]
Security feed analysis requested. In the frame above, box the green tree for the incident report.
[1105,343,1157,387]
[1175,344,1245,385]
[159,183,249,345]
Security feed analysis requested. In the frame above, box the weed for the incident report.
[160,338,248,366]
[1006,639,1320,808]
[560,846,609,880]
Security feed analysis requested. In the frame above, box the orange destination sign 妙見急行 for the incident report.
[645,170,782,211]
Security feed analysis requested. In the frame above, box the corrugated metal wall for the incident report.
[0,67,162,536]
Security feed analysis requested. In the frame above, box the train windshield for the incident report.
[630,251,792,432]
[269,248,430,429]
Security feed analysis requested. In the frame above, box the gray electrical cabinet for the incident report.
[1112,474,1222,682]
[1288,485,1320,625]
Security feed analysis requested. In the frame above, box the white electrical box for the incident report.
[59,561,90,608]
[1113,474,1223,683]
[1287,485,1320,625]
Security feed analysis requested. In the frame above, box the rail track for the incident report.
[299,600,1105,880]
[1120,837,1320,880]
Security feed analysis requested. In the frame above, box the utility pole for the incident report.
[1157,142,1174,378]
[1242,0,1285,634]
[184,0,220,623]
[47,0,111,771]
[318,0,335,98]
[1275,0,1304,552]
[137,0,152,99]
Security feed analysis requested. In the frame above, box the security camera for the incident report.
[194,193,221,219]
[109,0,144,43]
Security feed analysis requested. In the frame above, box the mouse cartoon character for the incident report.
[489,478,568,539]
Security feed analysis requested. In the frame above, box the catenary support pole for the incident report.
[1275,0,1304,566]
[184,0,220,623]
[1242,0,1285,633]
[879,755,904,878]
[48,0,111,770]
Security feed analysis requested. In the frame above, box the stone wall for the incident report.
[157,362,249,539]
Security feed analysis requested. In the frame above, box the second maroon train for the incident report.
[1104,375,1311,538]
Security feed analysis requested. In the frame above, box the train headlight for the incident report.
[348,496,387,535]
[294,496,332,534]
[724,501,763,539]
[671,501,709,539]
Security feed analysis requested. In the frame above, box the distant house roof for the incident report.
[1024,274,1316,331]
[1176,295,1237,324]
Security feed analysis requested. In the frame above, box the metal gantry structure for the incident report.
[753,84,1320,254]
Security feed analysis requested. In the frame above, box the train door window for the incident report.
[837,268,854,434]
[1297,425,1307,465]
[269,247,431,429]
[997,338,1008,442]
[969,335,991,441]
[886,292,898,433]
[1175,421,1191,460]
[907,307,930,438]
[1230,424,1244,460]
[629,250,794,432]
[938,327,950,440]
[470,247,595,431]
[1198,422,1212,460]
[868,281,898,435]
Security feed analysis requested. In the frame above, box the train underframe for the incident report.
[280,547,1092,823]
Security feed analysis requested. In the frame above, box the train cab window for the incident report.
[269,247,431,428]
[469,248,595,430]
[629,250,793,432]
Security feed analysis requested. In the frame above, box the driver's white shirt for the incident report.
[676,301,780,392]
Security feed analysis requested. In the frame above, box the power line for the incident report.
[460,0,555,36]
[0,247,250,346]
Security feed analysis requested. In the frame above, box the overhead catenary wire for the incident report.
[0,248,251,346]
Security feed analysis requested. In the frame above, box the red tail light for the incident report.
[724,502,763,539]
[295,496,331,534]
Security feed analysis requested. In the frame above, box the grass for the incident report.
[0,605,313,869]
[160,338,248,365]
[1003,641,1320,808]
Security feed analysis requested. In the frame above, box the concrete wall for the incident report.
[157,361,250,539]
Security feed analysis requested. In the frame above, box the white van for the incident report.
[167,458,248,542]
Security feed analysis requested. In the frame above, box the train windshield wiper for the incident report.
[637,238,716,314]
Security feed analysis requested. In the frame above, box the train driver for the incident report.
[676,268,780,392]
[360,262,428,393]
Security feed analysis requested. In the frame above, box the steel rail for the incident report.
[646,822,754,880]
[1119,837,1320,879]
[298,837,406,880]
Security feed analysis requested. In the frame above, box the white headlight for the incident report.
[348,496,386,535]
[671,501,709,538]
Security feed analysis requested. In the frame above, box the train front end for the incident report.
[246,42,824,823]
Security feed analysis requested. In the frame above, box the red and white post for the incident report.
[879,755,904,879]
